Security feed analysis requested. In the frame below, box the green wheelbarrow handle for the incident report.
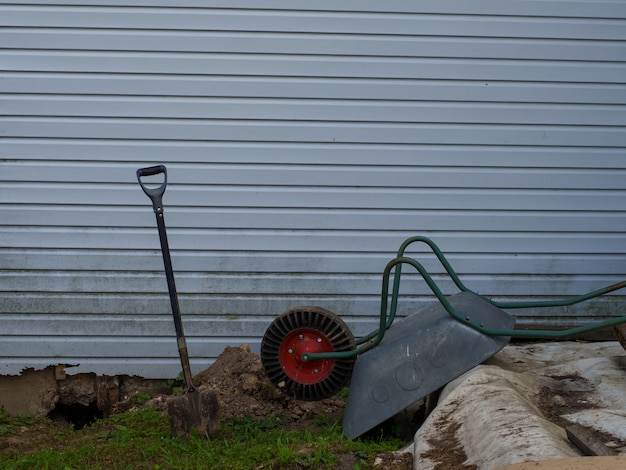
[304,237,626,361]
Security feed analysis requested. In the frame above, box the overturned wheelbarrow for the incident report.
[261,236,626,439]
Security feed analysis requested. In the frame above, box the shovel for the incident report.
[137,164,218,438]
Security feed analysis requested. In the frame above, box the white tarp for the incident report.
[413,341,626,470]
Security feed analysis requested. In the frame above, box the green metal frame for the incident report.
[302,236,626,362]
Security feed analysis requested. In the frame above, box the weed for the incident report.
[129,393,153,406]
[165,371,185,393]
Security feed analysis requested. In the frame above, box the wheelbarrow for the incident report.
[260,236,626,439]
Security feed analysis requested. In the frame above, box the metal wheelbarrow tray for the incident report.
[261,236,626,439]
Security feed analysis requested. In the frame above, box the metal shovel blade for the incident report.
[167,388,219,438]
[342,291,516,439]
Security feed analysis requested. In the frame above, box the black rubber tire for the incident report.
[261,306,356,401]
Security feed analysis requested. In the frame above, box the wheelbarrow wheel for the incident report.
[261,306,356,401]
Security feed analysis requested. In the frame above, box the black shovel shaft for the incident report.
[137,165,195,392]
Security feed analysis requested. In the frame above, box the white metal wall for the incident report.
[1,1,625,378]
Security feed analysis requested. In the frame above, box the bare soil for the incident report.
[534,372,626,456]
[193,344,347,432]
[418,398,477,470]
[135,344,350,435]
[535,373,598,429]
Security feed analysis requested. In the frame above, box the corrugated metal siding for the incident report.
[1,1,625,378]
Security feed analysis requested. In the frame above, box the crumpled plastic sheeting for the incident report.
[413,341,626,470]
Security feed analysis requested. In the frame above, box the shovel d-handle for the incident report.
[137,165,167,212]
[137,164,195,393]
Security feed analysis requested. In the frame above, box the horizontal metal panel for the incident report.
[4,52,626,82]
[2,0,624,19]
[4,74,625,105]
[0,313,274,335]
[2,272,622,298]
[2,292,623,322]
[6,297,623,323]
[0,272,388,295]
[0,278,622,324]
[3,185,624,211]
[3,120,625,147]
[4,140,626,168]
[2,7,625,39]
[0,292,387,320]
[4,207,626,233]
[2,295,623,343]
[2,227,625,254]
[4,162,626,189]
[5,266,625,294]
[6,96,626,126]
[0,335,252,358]
[2,294,622,337]
[4,30,625,62]
[0,336,253,377]
[3,250,625,275]
[0,313,387,340]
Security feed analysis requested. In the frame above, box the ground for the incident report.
[185,344,412,469]
[0,344,413,469]
[4,341,626,469]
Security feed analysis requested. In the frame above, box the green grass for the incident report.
[0,408,405,469]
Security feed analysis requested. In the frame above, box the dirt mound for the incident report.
[193,344,345,430]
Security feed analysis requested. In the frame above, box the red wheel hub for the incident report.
[279,328,335,384]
